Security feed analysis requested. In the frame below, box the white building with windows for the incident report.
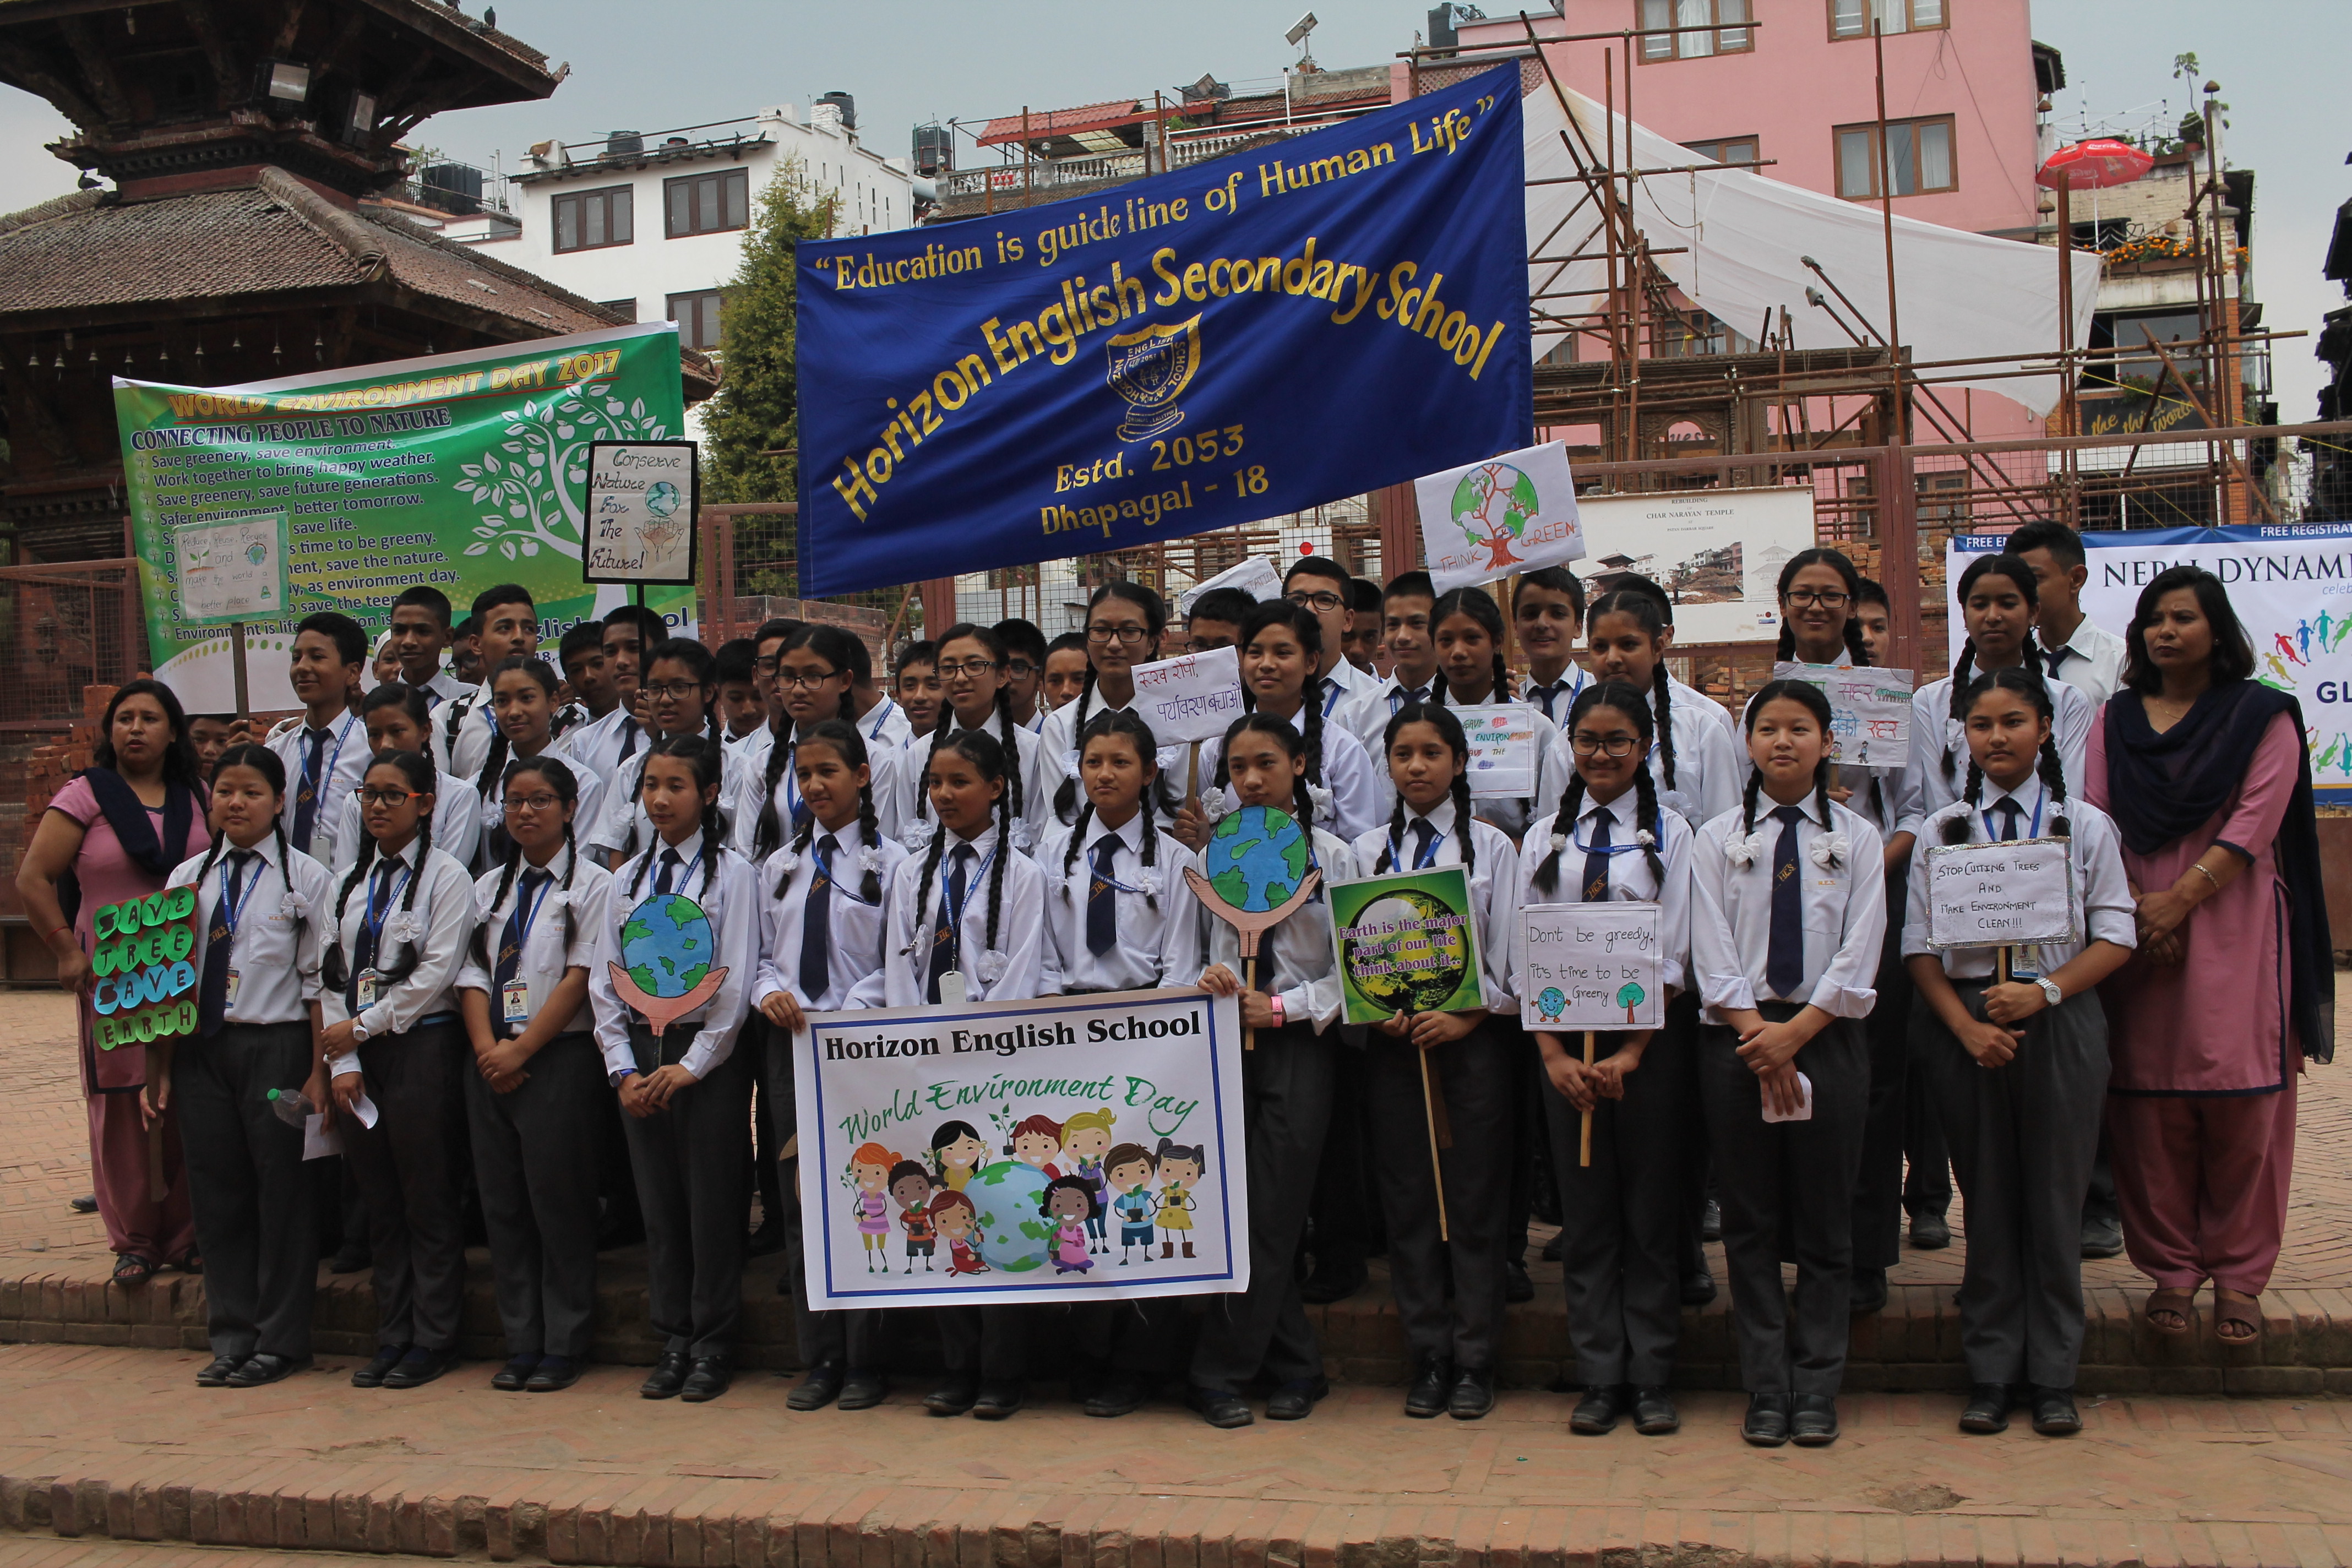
[477,101,914,356]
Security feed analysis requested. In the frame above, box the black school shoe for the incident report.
[924,1376,979,1417]
[1908,1211,1951,1249]
[1680,1269,1718,1306]
[1084,1370,1151,1417]
[1790,1393,1840,1446]
[228,1352,311,1388]
[1298,1258,1366,1305]
[1187,1385,1254,1429]
[787,1360,846,1411]
[640,1349,689,1399]
[1742,1392,1791,1446]
[526,1356,582,1393]
[1959,1384,2013,1434]
[351,1344,408,1389]
[1448,1366,1495,1420]
[1850,1267,1890,1316]
[1404,1353,1453,1419]
[2029,1386,2082,1436]
[1570,1385,1629,1435]
[1631,1386,1679,1435]
[1266,1375,1329,1420]
[972,1381,1025,1419]
[1505,1259,1535,1304]
[382,1345,458,1390]
[195,1354,244,1387]
[492,1354,540,1392]
[680,1355,733,1403]
[838,1369,890,1411]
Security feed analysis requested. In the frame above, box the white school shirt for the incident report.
[469,755,606,876]
[584,731,760,862]
[555,706,646,783]
[432,678,497,777]
[1333,672,1444,758]
[1908,671,2095,822]
[1511,796,1695,1002]
[1669,676,1740,743]
[752,819,908,1013]
[1689,799,1886,1025]
[588,842,758,1080]
[1197,824,1359,1032]
[1036,813,1205,993]
[1321,656,1377,714]
[1361,695,1569,844]
[1901,778,2137,979]
[454,845,614,1038]
[898,714,1052,853]
[166,836,334,1027]
[417,670,472,707]
[880,825,1049,1007]
[320,841,480,1068]
[854,694,914,754]
[1348,796,1519,1012]
[2033,618,2127,707]
[729,722,907,858]
[266,711,369,865]
[1195,715,1380,844]
[1037,693,1189,807]
[328,777,483,879]
[1642,687,1743,829]
[1520,667,1591,727]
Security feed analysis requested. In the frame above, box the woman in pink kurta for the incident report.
[16,680,213,1283]
[2086,568,2333,1347]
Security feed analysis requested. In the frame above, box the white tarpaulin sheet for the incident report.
[1523,86,2100,418]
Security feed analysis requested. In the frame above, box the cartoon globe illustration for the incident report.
[618,894,712,997]
[1344,889,1473,1016]
[966,1159,1052,1273]
[645,479,684,519]
[1538,986,1568,1021]
[1204,804,1309,912]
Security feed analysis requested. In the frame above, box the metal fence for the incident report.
[0,560,145,729]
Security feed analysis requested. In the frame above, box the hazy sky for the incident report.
[1,1,2344,414]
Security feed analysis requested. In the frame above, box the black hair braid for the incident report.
[983,783,1010,956]
[271,820,304,948]
[1052,665,1100,825]
[902,826,949,960]
[1941,760,1988,844]
[1060,799,1097,902]
[855,783,883,902]
[472,725,510,802]
[1813,760,1841,867]
[1651,662,1678,792]
[618,750,651,863]
[1449,768,1477,876]
[376,804,433,986]
[697,797,722,899]
[1135,787,1159,912]
[471,823,526,971]
[914,703,955,823]
[321,823,377,990]
[754,718,793,859]
[1375,786,1409,874]
[1299,674,1326,788]
[1845,619,1870,665]
[1741,764,1766,836]
[1631,763,1666,887]
[1532,769,1589,894]
[2038,736,2073,839]
[557,823,578,952]
[1941,637,1978,781]
[1773,620,1796,662]
[993,685,1026,819]
[1490,650,1510,708]
[1290,772,1315,829]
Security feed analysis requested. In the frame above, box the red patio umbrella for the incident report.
[2037,138,2155,190]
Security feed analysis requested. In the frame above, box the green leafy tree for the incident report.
[701,155,840,511]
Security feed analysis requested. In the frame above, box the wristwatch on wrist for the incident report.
[609,1069,636,1090]
[2035,977,2063,1010]
[349,1016,371,1044]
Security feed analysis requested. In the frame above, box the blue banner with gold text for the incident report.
[796,65,1529,596]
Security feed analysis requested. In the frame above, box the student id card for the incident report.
[354,968,379,1010]
[502,978,532,1026]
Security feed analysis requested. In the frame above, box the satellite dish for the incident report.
[1284,12,1317,47]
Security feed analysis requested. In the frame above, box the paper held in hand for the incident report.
[1129,646,1245,747]
[1771,662,1913,770]
[1520,902,1664,1031]
[1451,703,1537,798]
[1415,440,1585,595]
[1924,837,2078,950]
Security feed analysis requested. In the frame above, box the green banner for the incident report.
[1326,866,1484,1027]
[112,323,692,712]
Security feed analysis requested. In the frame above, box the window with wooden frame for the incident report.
[667,290,726,350]
[1830,0,1946,40]
[1684,135,1761,168]
[664,168,750,238]
[551,185,633,253]
[598,298,639,323]
[1834,116,1956,199]
[1638,0,1751,61]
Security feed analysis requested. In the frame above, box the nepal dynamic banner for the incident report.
[796,64,1530,596]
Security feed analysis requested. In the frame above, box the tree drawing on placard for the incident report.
[456,382,673,562]
[1616,979,1646,1023]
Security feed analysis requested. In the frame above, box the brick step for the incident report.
[2,1249,2345,1396]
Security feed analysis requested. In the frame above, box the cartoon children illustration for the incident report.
[1060,1108,1118,1254]
[1040,1175,1101,1275]
[849,1143,899,1273]
[1010,1113,1064,1178]
[928,1120,990,1192]
[930,1190,989,1276]
[890,1161,939,1273]
[1154,1137,1205,1260]
[1106,1143,1159,1265]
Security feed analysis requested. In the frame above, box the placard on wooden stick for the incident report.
[1924,838,2077,950]
[1520,902,1663,1031]
[582,439,698,586]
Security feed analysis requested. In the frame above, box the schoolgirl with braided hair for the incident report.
[1914,554,2095,820]
[473,657,606,874]
[1348,701,1520,1419]
[1181,599,1376,848]
[585,731,760,1403]
[318,746,483,1391]
[1187,709,1362,1428]
[453,753,616,1394]
[1509,678,1696,1439]
[1425,585,1568,841]
[907,623,1050,851]
[326,684,482,875]
[587,638,756,870]
[1045,581,1167,825]
[1585,589,1741,829]
[1903,665,2136,1438]
[742,625,906,863]
[166,742,339,1387]
[1041,707,1204,998]
[753,719,906,1021]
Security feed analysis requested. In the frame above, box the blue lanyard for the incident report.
[941,842,997,963]
[1321,678,1343,717]
[361,858,413,951]
[650,842,705,893]
[504,865,557,953]
[1980,790,2044,842]
[1082,832,1153,896]
[1389,818,1447,870]
[1571,816,1648,858]
[302,718,353,801]
[865,698,896,742]
[215,852,264,940]
[808,832,882,906]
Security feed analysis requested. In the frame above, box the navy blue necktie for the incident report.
[927,843,974,1003]
[654,847,681,896]
[347,859,396,1014]
[1995,798,2024,841]
[1766,805,1806,999]
[1086,832,1120,957]
[617,716,640,764]
[291,729,329,853]
[197,850,253,1037]
[1529,681,1569,723]
[1580,811,1613,902]
[800,835,838,1001]
[493,868,549,1040]
[1411,817,1439,870]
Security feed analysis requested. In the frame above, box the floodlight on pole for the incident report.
[1286,12,1318,70]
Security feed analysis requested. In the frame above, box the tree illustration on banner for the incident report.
[1452,461,1540,571]
[458,384,674,563]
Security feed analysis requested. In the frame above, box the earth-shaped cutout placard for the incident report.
[608,892,730,1035]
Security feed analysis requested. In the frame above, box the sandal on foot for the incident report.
[111,1253,156,1287]
[2144,1287,2195,1338]
[2213,1288,2261,1344]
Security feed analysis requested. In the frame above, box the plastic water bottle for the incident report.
[266,1087,314,1127]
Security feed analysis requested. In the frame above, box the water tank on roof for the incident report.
[817,91,856,131]
[606,129,643,157]
[420,162,483,215]
[913,123,953,176]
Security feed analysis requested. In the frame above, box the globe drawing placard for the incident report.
[1326,868,1484,1027]
[1520,902,1662,1031]
[583,439,698,585]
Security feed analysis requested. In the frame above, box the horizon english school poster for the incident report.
[113,323,692,713]
[794,63,1531,596]
[1946,522,2352,803]
[790,988,1249,1309]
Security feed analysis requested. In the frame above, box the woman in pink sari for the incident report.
[2086,568,2332,1347]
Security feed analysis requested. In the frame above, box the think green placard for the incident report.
[113,322,693,714]
[1327,867,1483,1026]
